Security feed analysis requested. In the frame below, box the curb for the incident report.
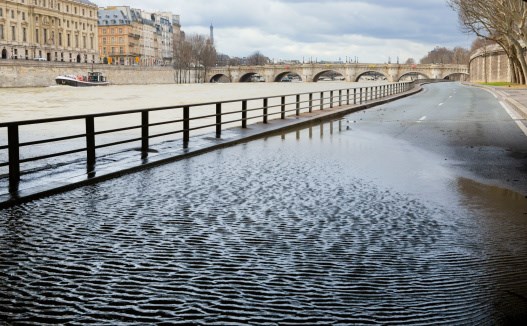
[466,83,527,119]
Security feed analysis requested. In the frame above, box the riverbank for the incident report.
[0,60,191,87]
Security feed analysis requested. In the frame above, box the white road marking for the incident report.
[417,116,427,123]
[438,103,444,106]
[500,101,527,137]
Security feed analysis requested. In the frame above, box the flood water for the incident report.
[1,89,527,324]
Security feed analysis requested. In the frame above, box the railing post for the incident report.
[309,93,313,113]
[263,98,268,123]
[354,88,357,104]
[320,92,324,110]
[141,111,149,158]
[347,89,350,105]
[359,88,362,104]
[339,90,342,106]
[330,91,334,108]
[86,117,96,173]
[8,125,20,194]
[365,87,368,102]
[216,103,222,138]
[242,100,248,128]
[183,106,190,146]
[296,94,300,116]
[281,96,286,119]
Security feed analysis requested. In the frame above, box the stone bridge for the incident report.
[207,63,469,83]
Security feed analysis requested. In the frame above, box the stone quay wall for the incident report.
[469,45,512,83]
[0,61,189,88]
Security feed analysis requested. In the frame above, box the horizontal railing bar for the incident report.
[0,145,7,151]
[95,137,143,150]
[149,118,185,128]
[95,124,142,136]
[149,129,184,139]
[0,84,406,128]
[19,148,87,164]
[19,133,86,147]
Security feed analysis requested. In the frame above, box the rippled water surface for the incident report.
[1,119,527,325]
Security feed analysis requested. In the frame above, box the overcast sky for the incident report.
[95,0,473,63]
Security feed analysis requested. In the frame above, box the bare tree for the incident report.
[246,51,269,66]
[173,33,217,83]
[448,0,527,83]
[405,58,416,65]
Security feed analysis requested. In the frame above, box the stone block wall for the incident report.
[469,45,511,83]
[0,61,187,88]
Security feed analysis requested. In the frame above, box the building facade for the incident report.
[0,0,99,63]
[98,6,174,66]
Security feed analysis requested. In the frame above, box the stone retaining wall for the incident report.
[0,61,193,88]
[469,45,512,83]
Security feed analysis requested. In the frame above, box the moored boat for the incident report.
[55,71,109,87]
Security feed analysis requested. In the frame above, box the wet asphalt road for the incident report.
[1,83,527,325]
[353,83,527,195]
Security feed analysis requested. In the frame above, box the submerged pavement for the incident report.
[1,82,527,325]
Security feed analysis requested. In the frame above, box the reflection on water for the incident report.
[457,177,527,221]
[1,118,526,324]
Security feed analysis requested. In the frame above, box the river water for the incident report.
[1,82,526,324]
[0,82,380,122]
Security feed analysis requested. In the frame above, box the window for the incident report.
[67,33,70,47]
[11,10,14,19]
[23,28,27,42]
[102,37,106,45]
[75,35,78,48]
[0,9,3,17]
[22,12,25,20]
[83,35,86,48]
[59,32,62,46]
[90,36,93,49]
[0,25,3,40]
[35,29,39,43]
[11,26,15,41]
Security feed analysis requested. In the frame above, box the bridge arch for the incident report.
[355,71,388,82]
[210,74,231,83]
[397,71,430,82]
[313,70,345,82]
[274,71,303,82]
[443,72,470,81]
[239,72,265,83]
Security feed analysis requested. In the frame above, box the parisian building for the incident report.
[0,0,99,63]
[98,6,174,66]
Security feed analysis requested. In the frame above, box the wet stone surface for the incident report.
[1,122,527,325]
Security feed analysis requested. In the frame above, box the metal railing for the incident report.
[0,82,412,194]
